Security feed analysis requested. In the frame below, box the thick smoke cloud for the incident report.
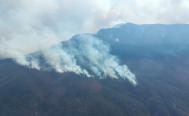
[24,35,137,85]
[1,0,188,85]
[0,0,109,62]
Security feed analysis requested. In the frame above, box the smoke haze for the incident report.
[1,0,189,61]
[1,0,188,85]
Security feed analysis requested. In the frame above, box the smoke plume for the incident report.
[0,0,138,85]
[24,34,137,85]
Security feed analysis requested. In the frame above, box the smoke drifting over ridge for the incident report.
[24,35,137,85]
[0,0,139,85]
[0,0,118,61]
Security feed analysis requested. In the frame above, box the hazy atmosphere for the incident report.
[0,0,188,60]
[0,1,189,116]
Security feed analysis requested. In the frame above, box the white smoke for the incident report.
[0,0,138,85]
[23,35,137,85]
[0,0,115,61]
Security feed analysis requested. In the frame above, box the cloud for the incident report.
[108,0,189,24]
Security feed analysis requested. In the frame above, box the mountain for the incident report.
[1,23,189,116]
[98,23,189,45]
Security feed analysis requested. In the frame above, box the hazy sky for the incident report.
[0,0,189,60]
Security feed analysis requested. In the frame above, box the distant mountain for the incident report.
[0,23,189,116]
[98,23,189,45]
